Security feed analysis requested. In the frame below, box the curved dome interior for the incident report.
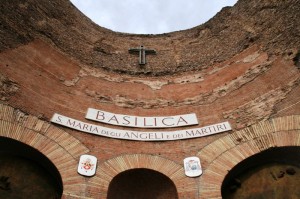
[0,0,299,198]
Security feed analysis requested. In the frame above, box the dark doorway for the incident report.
[222,146,300,199]
[107,168,178,199]
[0,137,63,199]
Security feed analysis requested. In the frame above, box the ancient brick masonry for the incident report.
[0,0,299,198]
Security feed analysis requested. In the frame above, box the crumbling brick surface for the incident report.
[0,0,299,75]
[0,0,299,198]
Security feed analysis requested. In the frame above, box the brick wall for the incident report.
[0,0,299,198]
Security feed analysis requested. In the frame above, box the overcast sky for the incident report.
[70,0,238,34]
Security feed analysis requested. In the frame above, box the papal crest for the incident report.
[184,156,202,177]
[77,155,97,176]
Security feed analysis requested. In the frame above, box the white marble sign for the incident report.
[184,157,202,177]
[51,113,232,141]
[77,155,97,176]
[85,108,198,128]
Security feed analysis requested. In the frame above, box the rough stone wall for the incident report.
[1,0,300,75]
[0,0,299,198]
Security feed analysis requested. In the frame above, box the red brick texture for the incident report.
[0,0,299,198]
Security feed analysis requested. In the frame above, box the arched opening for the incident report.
[107,168,178,199]
[222,146,300,199]
[0,137,63,199]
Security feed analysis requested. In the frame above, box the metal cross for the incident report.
[129,45,156,65]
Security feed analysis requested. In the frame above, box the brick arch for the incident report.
[92,154,197,198]
[0,104,90,198]
[197,115,300,199]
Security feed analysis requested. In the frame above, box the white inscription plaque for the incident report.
[51,113,232,141]
[85,108,198,128]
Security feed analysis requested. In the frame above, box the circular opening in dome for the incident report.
[222,147,300,199]
[70,0,238,34]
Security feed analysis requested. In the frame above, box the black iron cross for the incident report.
[129,45,156,65]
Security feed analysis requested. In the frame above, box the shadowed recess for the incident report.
[222,146,300,199]
[0,137,63,199]
[107,168,178,199]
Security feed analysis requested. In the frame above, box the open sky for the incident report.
[70,0,238,34]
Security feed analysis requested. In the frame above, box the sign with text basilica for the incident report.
[86,108,199,128]
[51,113,232,141]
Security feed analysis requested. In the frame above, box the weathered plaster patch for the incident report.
[0,73,19,101]
[243,51,260,63]
[223,78,300,128]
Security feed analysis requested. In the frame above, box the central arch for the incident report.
[96,154,197,198]
[107,168,178,199]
